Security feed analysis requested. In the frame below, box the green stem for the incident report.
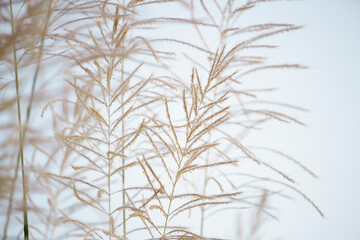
[2,152,20,240]
[121,85,126,239]
[4,2,53,239]
[121,1,127,237]
[200,166,208,236]
[107,88,112,240]
[9,0,29,239]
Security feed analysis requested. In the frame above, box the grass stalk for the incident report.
[121,80,126,238]
[199,163,208,236]
[9,0,29,238]
[107,76,113,240]
[121,1,127,237]
[2,152,20,240]
[162,143,188,237]
[3,2,53,238]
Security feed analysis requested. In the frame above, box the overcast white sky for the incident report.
[257,0,360,239]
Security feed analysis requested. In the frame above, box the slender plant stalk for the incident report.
[2,152,20,240]
[199,158,209,236]
[107,97,112,240]
[121,1,127,237]
[162,143,188,237]
[3,2,53,238]
[107,50,118,240]
[200,132,214,236]
[9,0,29,238]
[121,77,126,238]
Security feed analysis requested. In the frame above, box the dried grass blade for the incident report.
[136,157,164,206]
[72,185,106,214]
[144,131,174,183]
[110,162,137,177]
[171,201,231,220]
[111,105,133,134]
[146,126,179,166]
[164,97,182,153]
[71,165,106,175]
[180,160,237,175]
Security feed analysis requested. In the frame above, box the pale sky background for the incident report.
[252,0,360,239]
